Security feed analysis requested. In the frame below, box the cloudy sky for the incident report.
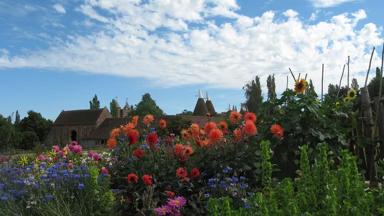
[0,0,383,120]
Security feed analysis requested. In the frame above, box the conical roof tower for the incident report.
[205,92,216,116]
[193,90,209,116]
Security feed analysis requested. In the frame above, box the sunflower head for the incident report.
[294,79,308,94]
[346,89,357,101]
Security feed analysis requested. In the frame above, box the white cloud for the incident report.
[0,1,383,95]
[311,0,356,8]
[283,9,298,18]
[53,3,66,14]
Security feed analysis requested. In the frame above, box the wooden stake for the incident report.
[337,64,346,97]
[304,73,308,80]
[289,68,296,82]
[298,73,301,80]
[347,56,350,90]
[364,47,376,87]
[321,64,324,102]
[286,75,289,90]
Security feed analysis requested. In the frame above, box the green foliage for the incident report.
[166,115,191,135]
[18,111,52,143]
[89,94,100,110]
[266,75,276,101]
[243,76,263,113]
[134,93,164,117]
[110,99,119,118]
[261,140,272,188]
[208,144,381,216]
[0,115,17,150]
[14,111,20,126]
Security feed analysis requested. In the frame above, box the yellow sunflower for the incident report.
[346,89,357,101]
[294,79,308,94]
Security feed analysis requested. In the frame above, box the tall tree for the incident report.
[0,114,17,150]
[89,94,100,110]
[134,93,164,117]
[17,111,52,149]
[15,110,20,126]
[110,99,120,118]
[267,75,277,101]
[243,76,263,113]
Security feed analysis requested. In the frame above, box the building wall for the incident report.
[45,125,98,147]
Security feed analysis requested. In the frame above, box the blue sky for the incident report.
[0,0,383,120]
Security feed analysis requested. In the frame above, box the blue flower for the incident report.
[223,166,233,174]
[240,183,248,189]
[43,194,55,202]
[78,183,85,190]
[231,176,239,183]
[1,194,9,201]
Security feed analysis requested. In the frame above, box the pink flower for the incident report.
[100,167,109,175]
[88,150,95,158]
[168,196,187,208]
[92,153,101,161]
[37,154,46,161]
[154,205,171,216]
[68,162,74,169]
[71,145,82,155]
[52,145,60,153]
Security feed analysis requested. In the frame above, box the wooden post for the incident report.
[321,64,324,102]
[286,75,289,90]
[337,64,346,98]
[347,56,350,90]
[289,68,296,82]
[376,43,384,159]
[365,47,376,87]
[360,87,376,184]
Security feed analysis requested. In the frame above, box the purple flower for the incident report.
[154,205,171,216]
[167,196,187,209]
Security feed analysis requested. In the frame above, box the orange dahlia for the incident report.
[107,138,117,149]
[184,145,194,156]
[218,121,228,131]
[208,128,223,143]
[229,111,242,124]
[143,114,154,125]
[131,115,139,127]
[244,112,257,123]
[110,128,120,139]
[204,122,217,134]
[159,119,167,129]
[270,123,284,139]
[244,120,257,136]
[174,144,185,156]
[190,123,200,137]
[123,123,135,135]
[233,128,243,142]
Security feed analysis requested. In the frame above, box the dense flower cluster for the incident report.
[154,196,187,216]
